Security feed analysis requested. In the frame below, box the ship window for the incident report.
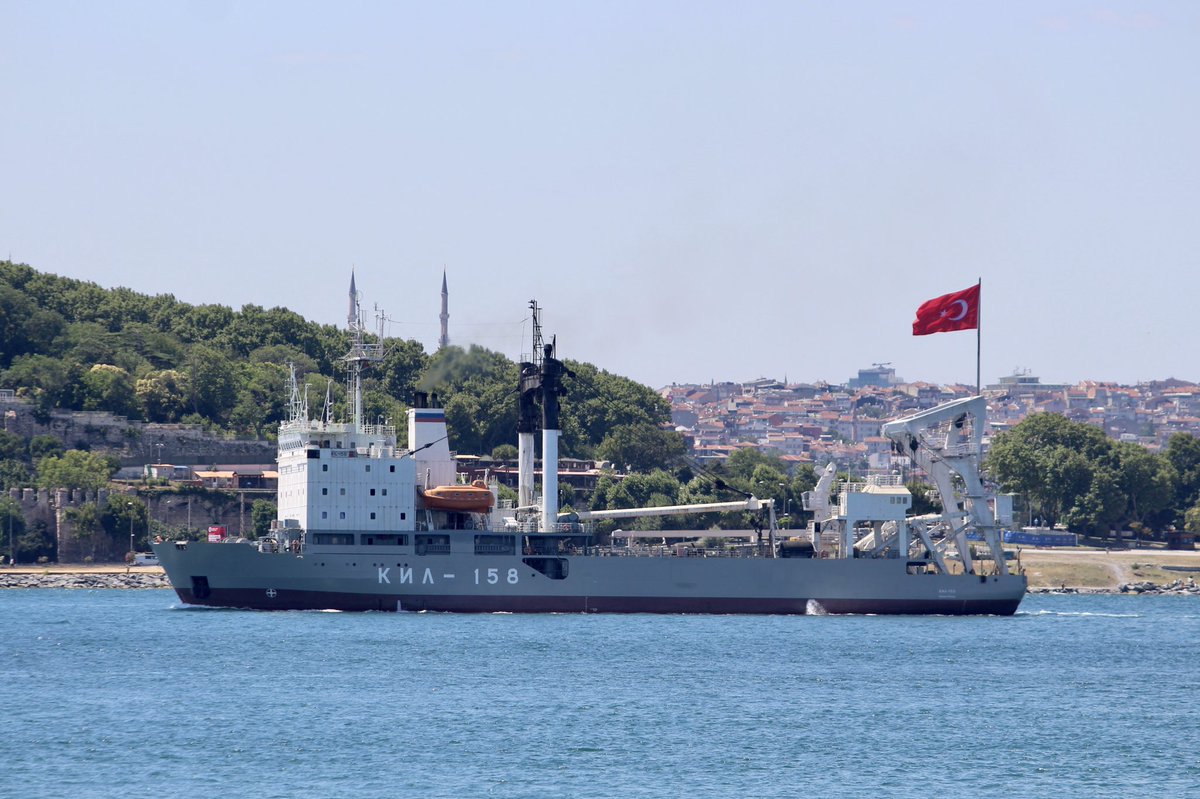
[390,465,395,473]
[313,533,355,546]
[322,488,328,496]
[321,511,328,519]
[474,535,515,556]
[339,511,346,519]
[370,512,376,520]
[400,512,405,520]
[364,534,407,546]
[415,534,451,555]
[382,489,388,496]
[366,465,371,472]
[322,464,328,472]
[339,488,346,496]
[370,489,376,496]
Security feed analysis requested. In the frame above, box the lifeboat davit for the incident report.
[420,480,495,513]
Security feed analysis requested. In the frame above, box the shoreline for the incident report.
[2,549,1198,594]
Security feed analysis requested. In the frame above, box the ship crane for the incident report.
[573,497,779,552]
[881,395,1010,576]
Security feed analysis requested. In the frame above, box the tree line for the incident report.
[985,411,1200,537]
[0,260,678,491]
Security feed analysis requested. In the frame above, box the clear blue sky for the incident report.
[3,1,1198,389]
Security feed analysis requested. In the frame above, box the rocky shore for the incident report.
[0,571,171,589]
[1029,578,1199,596]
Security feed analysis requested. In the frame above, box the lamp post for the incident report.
[128,501,134,560]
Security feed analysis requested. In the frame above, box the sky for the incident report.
[3,1,1198,390]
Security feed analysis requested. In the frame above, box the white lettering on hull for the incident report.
[378,567,390,584]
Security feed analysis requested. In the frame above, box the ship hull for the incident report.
[153,541,1027,616]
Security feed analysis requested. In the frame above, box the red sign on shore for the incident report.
[207,526,227,542]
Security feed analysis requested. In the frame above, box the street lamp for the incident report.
[127,501,135,560]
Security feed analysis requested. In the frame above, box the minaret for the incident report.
[348,270,358,328]
[438,269,449,349]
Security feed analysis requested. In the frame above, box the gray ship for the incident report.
[154,285,1027,615]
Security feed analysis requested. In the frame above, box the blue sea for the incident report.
[2,590,1197,799]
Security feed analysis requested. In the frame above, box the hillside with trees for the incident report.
[0,260,679,490]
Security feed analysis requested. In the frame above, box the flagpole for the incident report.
[976,277,982,395]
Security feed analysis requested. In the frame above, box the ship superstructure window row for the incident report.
[313,533,355,546]
[364,534,408,546]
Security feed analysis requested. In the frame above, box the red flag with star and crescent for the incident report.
[912,284,980,336]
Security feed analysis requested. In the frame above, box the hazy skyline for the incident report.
[3,1,1198,389]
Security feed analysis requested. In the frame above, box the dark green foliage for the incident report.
[906,481,942,515]
[596,423,687,474]
[28,435,64,462]
[986,413,1185,536]
[36,450,119,491]
[0,430,25,461]
[104,495,147,539]
[251,500,276,539]
[0,459,31,490]
[0,261,672,458]
[491,444,518,461]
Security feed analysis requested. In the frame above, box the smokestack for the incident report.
[518,361,539,509]
[540,343,566,532]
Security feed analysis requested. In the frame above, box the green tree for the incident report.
[379,339,428,403]
[136,369,191,422]
[0,459,32,490]
[251,499,276,539]
[1184,501,1200,534]
[230,361,288,437]
[1113,441,1175,530]
[491,444,518,462]
[906,480,942,516]
[1062,465,1126,537]
[987,414,1116,527]
[0,430,24,461]
[36,450,118,491]
[1165,433,1200,516]
[185,344,237,423]
[1,354,85,410]
[596,423,687,474]
[28,434,64,462]
[725,448,787,481]
[101,495,148,553]
[80,364,139,417]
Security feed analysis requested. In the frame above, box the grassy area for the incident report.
[1020,560,1117,589]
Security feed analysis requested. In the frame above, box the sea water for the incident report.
[1,591,1197,799]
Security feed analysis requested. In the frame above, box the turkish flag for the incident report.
[912,284,980,336]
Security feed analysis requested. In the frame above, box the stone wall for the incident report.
[1,394,274,466]
[6,486,257,564]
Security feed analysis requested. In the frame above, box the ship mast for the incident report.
[342,272,384,434]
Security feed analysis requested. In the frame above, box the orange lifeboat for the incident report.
[420,480,495,513]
